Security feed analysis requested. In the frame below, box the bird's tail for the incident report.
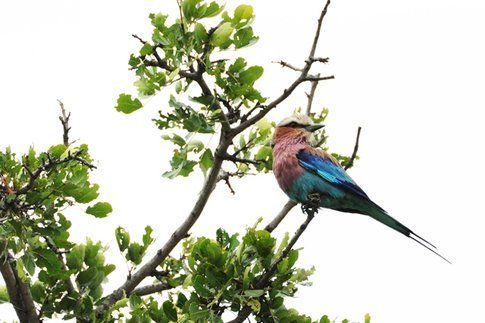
[366,202,451,264]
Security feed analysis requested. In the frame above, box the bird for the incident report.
[272,114,450,263]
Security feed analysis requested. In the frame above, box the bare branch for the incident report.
[217,170,236,195]
[132,282,172,297]
[220,153,261,166]
[229,212,316,323]
[303,75,335,82]
[264,200,297,233]
[308,0,331,59]
[343,126,362,170]
[58,100,71,146]
[132,33,146,44]
[273,60,302,72]
[307,56,330,64]
[305,73,320,115]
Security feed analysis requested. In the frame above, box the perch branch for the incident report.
[264,200,298,233]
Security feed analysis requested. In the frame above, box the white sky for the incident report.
[1,0,485,322]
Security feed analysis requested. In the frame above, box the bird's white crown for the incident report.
[277,114,314,127]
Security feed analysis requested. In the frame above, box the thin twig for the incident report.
[58,100,71,146]
[305,73,320,115]
[273,60,302,72]
[220,153,261,166]
[303,75,335,82]
[343,126,362,170]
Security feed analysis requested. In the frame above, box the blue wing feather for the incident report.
[296,150,369,199]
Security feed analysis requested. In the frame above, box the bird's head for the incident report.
[272,114,325,146]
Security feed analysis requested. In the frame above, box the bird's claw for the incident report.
[301,193,321,217]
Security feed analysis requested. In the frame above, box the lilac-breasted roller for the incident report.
[272,114,449,262]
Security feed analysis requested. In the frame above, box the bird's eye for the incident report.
[288,121,301,128]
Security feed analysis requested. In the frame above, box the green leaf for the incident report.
[239,66,264,85]
[30,282,45,303]
[247,299,260,313]
[162,300,178,321]
[73,184,99,204]
[142,226,154,247]
[365,313,371,323]
[77,267,97,287]
[86,202,113,218]
[234,4,253,22]
[202,2,222,18]
[189,303,210,321]
[194,23,208,42]
[211,22,234,47]
[199,149,214,174]
[139,43,153,56]
[115,94,143,114]
[127,242,144,265]
[182,0,197,20]
[35,248,63,274]
[22,252,36,276]
[115,227,130,252]
[48,144,67,158]
[234,27,258,48]
[243,289,265,298]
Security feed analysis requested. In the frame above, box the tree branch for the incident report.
[10,260,39,323]
[343,126,362,170]
[273,60,302,72]
[264,200,297,233]
[0,254,28,322]
[132,282,172,297]
[220,153,261,166]
[305,73,320,115]
[0,245,39,322]
[95,138,231,316]
[303,75,335,82]
[57,100,71,146]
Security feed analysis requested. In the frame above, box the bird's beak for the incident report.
[305,124,325,132]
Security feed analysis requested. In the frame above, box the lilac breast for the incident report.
[272,142,305,194]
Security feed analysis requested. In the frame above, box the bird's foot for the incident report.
[301,193,321,217]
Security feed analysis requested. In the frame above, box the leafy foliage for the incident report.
[107,222,369,323]
[0,145,115,320]
[0,0,366,321]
